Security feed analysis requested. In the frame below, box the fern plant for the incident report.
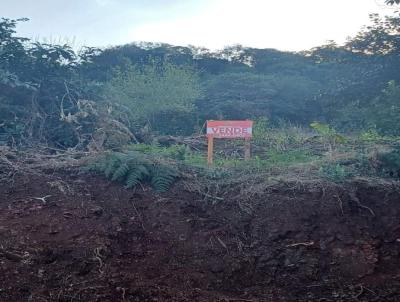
[90,151,178,192]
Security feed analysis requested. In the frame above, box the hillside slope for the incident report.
[1,166,400,301]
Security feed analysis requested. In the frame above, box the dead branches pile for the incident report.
[0,146,92,183]
[157,135,207,151]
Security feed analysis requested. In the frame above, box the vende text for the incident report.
[206,120,253,138]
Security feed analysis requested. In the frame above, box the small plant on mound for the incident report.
[90,151,178,192]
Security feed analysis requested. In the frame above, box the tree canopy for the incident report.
[1,12,400,147]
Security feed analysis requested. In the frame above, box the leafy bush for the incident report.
[90,151,178,192]
[102,60,202,131]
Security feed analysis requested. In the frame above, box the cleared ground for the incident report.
[1,165,400,301]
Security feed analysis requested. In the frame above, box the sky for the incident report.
[2,0,398,51]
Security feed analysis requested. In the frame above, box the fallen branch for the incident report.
[286,241,314,248]
[33,195,52,204]
[216,236,228,251]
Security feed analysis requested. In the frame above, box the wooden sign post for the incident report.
[206,120,253,165]
[207,136,214,165]
[244,137,251,161]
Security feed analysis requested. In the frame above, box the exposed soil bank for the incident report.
[1,170,400,301]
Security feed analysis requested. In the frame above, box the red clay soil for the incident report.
[1,169,400,301]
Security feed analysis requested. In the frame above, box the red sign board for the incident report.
[207,120,253,138]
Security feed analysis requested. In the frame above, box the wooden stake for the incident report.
[207,136,214,166]
[244,137,251,160]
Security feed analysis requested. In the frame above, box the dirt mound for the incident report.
[1,169,400,301]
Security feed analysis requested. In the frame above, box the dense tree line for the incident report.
[0,12,399,148]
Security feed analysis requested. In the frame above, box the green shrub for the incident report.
[102,61,201,130]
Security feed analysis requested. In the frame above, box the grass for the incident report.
[264,149,317,166]
[126,143,187,160]
[117,124,400,188]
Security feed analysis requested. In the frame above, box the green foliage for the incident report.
[2,14,400,151]
[0,18,30,73]
[378,146,400,179]
[319,163,353,182]
[359,129,382,142]
[346,14,400,55]
[182,147,315,172]
[150,165,178,192]
[249,119,311,152]
[0,18,99,147]
[310,122,347,154]
[199,71,321,123]
[103,60,201,130]
[368,81,400,136]
[265,149,316,166]
[184,152,208,167]
[252,117,270,144]
[90,151,178,192]
[337,81,400,137]
[268,123,310,150]
[310,122,346,143]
